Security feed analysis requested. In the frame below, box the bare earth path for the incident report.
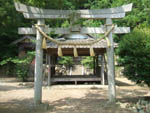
[0,77,149,113]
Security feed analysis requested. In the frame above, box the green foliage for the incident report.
[81,56,94,69]
[0,51,35,81]
[113,0,150,28]
[58,56,73,67]
[0,0,32,65]
[14,51,35,81]
[15,63,29,81]
[117,28,150,86]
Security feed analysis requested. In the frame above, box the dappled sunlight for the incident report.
[0,98,34,113]
[0,77,149,113]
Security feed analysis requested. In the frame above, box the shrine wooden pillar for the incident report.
[48,55,51,86]
[93,56,96,75]
[95,55,99,76]
[101,55,105,85]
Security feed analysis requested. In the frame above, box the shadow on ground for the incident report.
[0,85,33,92]
[0,77,149,113]
[116,80,133,86]
[0,89,136,113]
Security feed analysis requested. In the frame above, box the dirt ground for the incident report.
[0,77,150,113]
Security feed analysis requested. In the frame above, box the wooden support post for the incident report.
[50,56,55,76]
[69,67,72,76]
[106,18,116,103]
[48,55,51,86]
[43,53,47,81]
[34,19,45,105]
[75,81,77,85]
[96,55,99,75]
[101,55,105,85]
[82,65,84,75]
[104,54,108,79]
[93,57,96,75]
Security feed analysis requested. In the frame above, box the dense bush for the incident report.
[13,51,35,81]
[58,56,73,67]
[0,51,35,81]
[117,28,150,86]
[81,56,94,69]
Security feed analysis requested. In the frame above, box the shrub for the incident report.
[0,51,35,81]
[58,56,73,67]
[13,51,35,81]
[117,28,150,86]
[81,56,94,69]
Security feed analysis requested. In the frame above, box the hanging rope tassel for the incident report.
[42,37,47,49]
[73,46,78,57]
[58,46,63,56]
[106,37,111,48]
[90,47,95,56]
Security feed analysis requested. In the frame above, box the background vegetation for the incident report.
[58,56,73,68]
[117,28,150,86]
[81,56,94,69]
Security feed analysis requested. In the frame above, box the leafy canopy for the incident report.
[58,56,73,67]
[81,56,94,69]
[117,28,150,86]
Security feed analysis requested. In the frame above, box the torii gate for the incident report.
[14,2,132,105]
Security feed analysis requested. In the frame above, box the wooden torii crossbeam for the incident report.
[14,2,133,105]
[18,25,130,35]
[15,2,132,19]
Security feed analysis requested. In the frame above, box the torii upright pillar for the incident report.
[34,19,45,105]
[106,18,116,103]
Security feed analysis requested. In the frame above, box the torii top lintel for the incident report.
[14,2,132,19]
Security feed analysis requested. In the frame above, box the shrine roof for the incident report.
[47,39,118,49]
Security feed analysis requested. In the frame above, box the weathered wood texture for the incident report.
[34,19,45,105]
[106,18,116,103]
[47,48,106,56]
[15,2,132,14]
[14,2,132,19]
[101,55,105,85]
[18,27,130,34]
[47,55,51,86]
[51,75,101,82]
[23,13,126,19]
